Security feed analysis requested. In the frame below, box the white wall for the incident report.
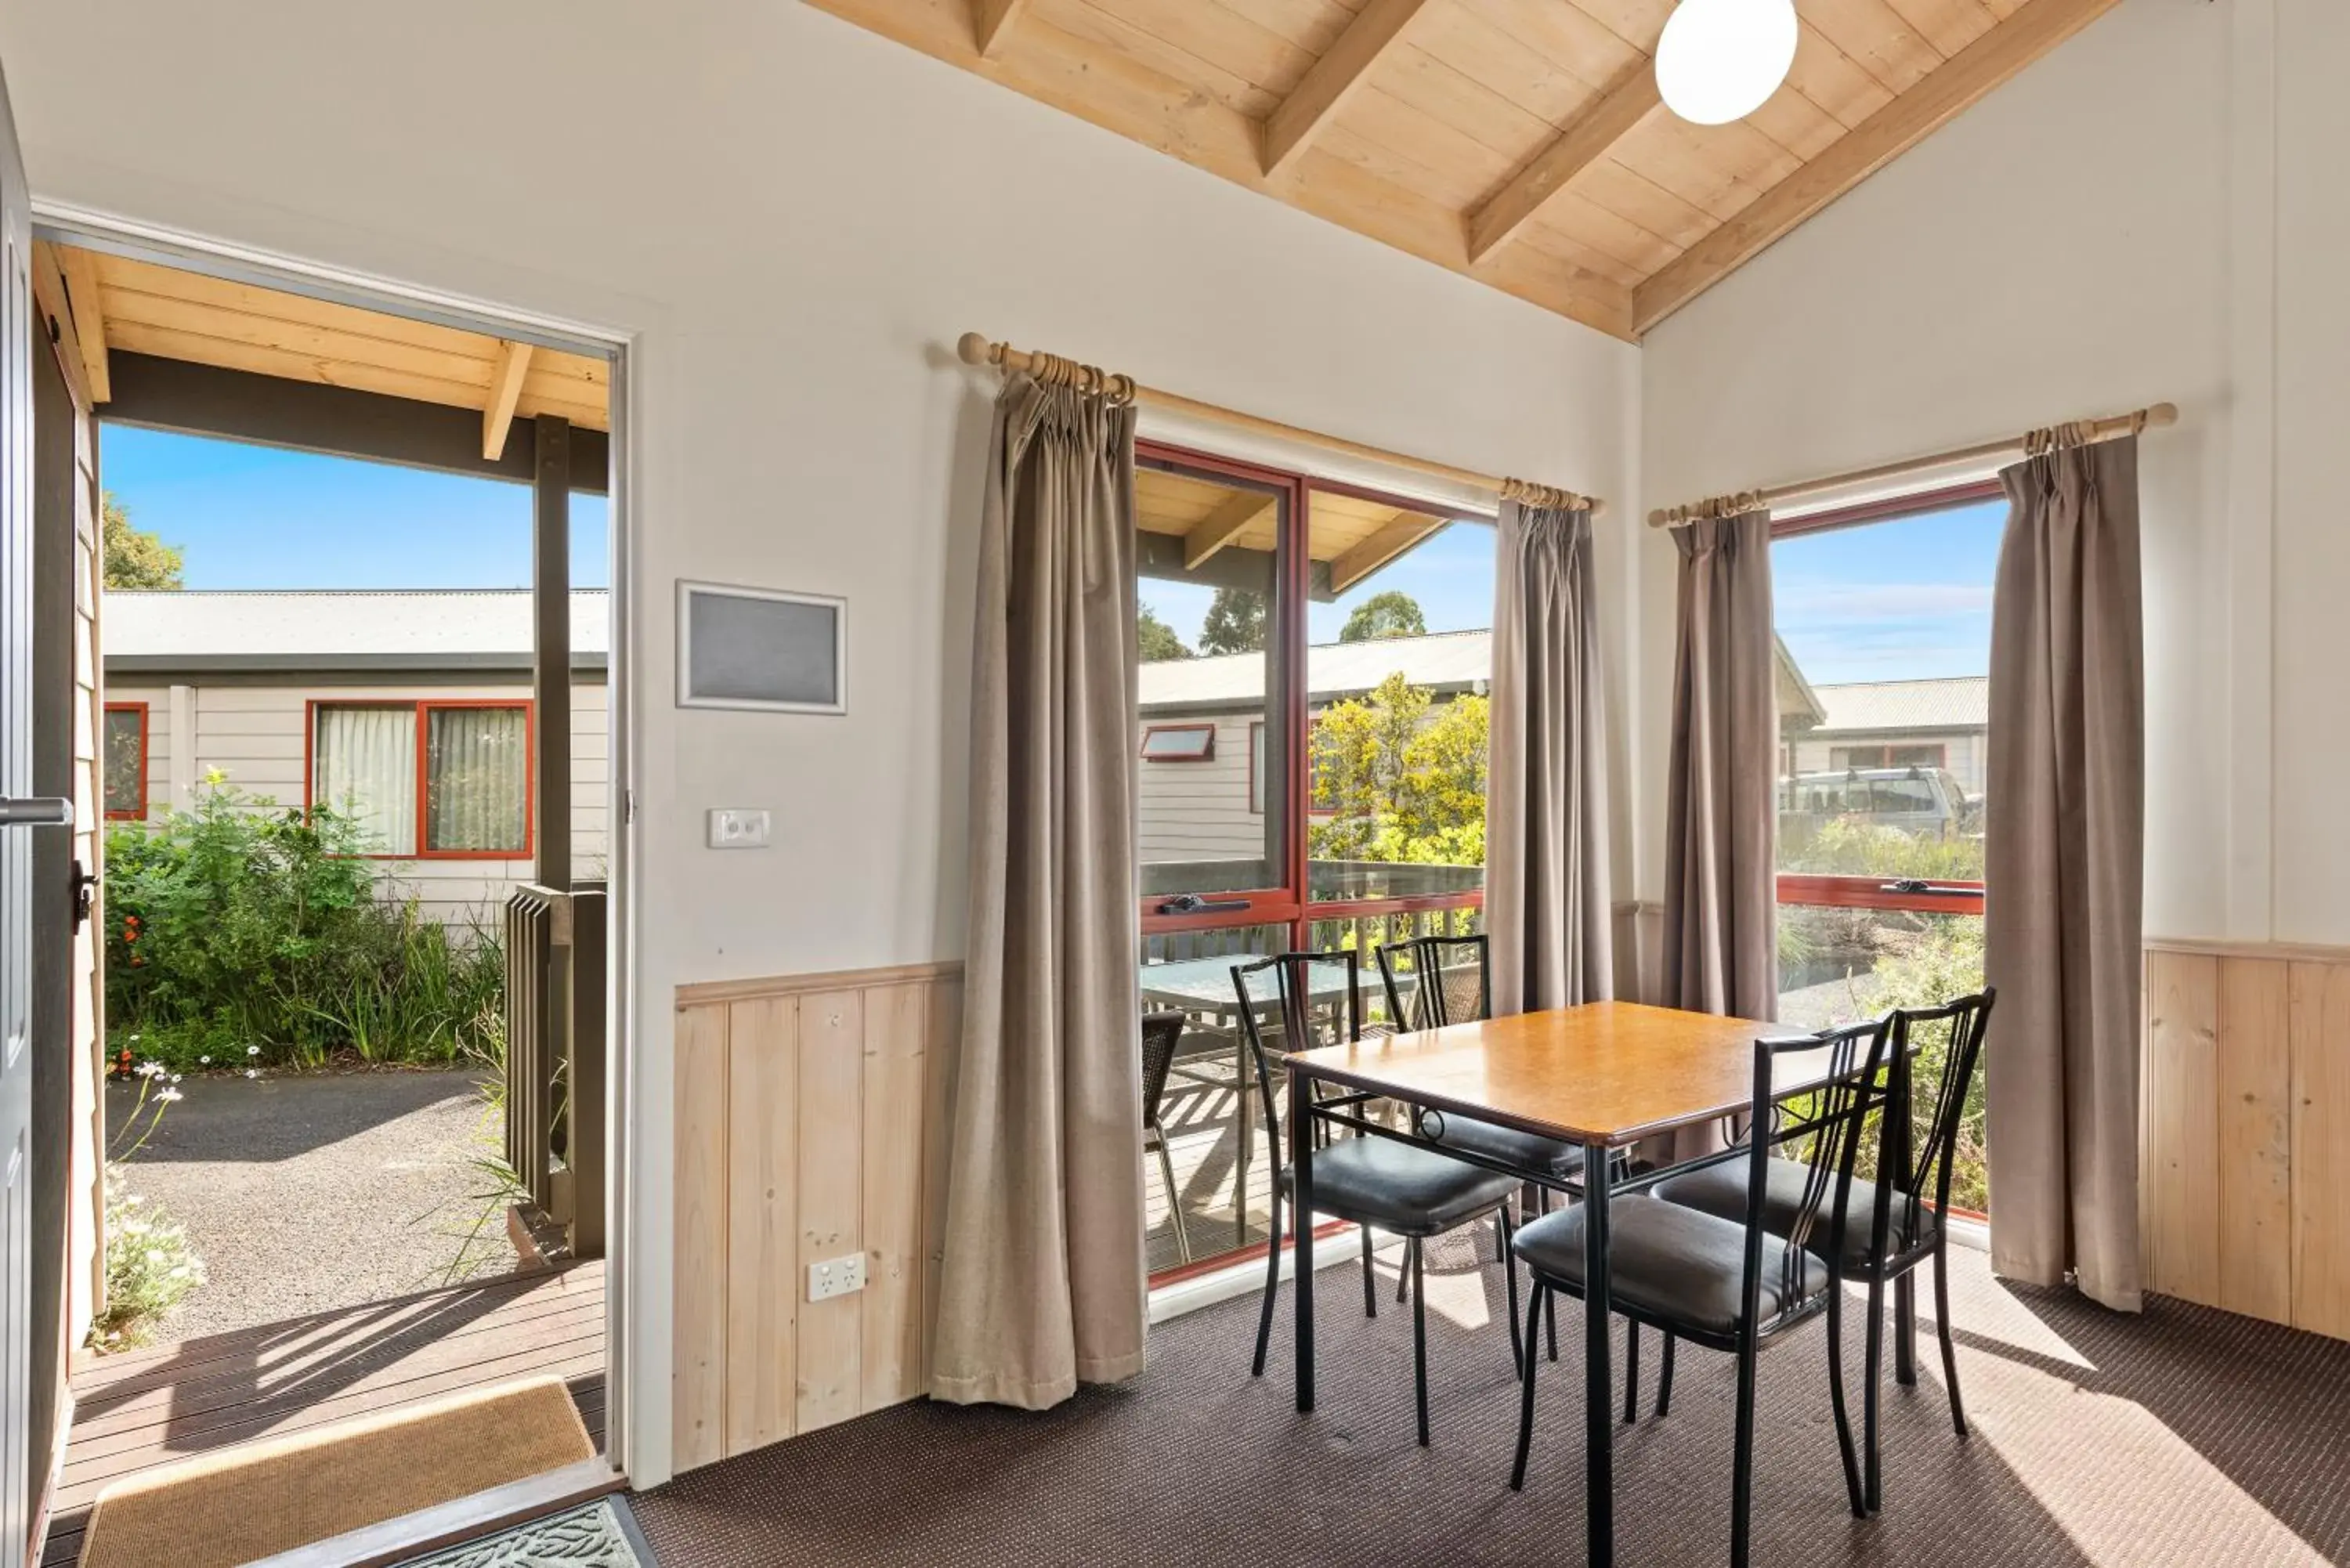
[0,0,1638,1483]
[1637,0,2308,946]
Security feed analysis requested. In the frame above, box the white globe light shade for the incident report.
[1655,0,1799,127]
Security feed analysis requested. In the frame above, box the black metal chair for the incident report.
[1234,949,1523,1447]
[1506,1019,1892,1566]
[1141,1009,1193,1266]
[1653,990,1995,1514]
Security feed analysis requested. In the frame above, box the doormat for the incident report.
[396,1498,654,1568]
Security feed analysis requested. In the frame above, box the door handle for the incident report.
[0,797,71,828]
[68,858,97,932]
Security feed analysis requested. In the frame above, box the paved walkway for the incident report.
[106,1068,520,1343]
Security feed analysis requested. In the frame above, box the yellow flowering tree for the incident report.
[1307,673,1487,869]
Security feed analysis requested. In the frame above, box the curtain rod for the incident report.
[1645,401,2179,529]
[956,333,1601,515]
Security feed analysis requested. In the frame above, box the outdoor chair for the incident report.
[1141,1009,1194,1266]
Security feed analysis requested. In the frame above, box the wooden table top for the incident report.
[1284,1001,1835,1147]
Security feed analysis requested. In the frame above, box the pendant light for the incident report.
[1654,0,1799,127]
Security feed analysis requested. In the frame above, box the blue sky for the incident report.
[1770,497,2003,685]
[1144,521,1499,650]
[103,425,611,590]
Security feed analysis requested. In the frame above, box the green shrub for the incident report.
[1864,918,1990,1214]
[106,779,505,1070]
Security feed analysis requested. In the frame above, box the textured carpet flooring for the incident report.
[634,1234,2350,1566]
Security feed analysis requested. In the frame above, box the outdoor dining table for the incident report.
[1280,1000,1835,1568]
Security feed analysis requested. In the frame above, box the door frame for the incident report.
[23,200,642,1481]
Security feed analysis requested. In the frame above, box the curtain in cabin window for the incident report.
[313,706,418,855]
[426,706,530,853]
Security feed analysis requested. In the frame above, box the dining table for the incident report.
[1280,1000,1839,1568]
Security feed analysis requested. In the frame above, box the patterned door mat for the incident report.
[396,1498,656,1568]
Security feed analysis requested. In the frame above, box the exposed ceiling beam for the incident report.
[1183,492,1278,569]
[1331,511,1442,594]
[56,244,111,403]
[1467,64,1661,265]
[1633,0,2130,333]
[483,340,535,461]
[973,0,1030,57]
[1263,0,1433,179]
[29,242,94,413]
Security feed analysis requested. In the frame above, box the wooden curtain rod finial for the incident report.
[955,331,1000,367]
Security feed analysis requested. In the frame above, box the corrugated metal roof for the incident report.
[104,589,609,672]
[1141,629,1491,711]
[1812,677,1988,733]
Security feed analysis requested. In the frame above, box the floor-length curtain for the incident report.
[932,368,1148,1408]
[1487,500,1613,1012]
[1984,432,2145,1313]
[1659,508,1777,1158]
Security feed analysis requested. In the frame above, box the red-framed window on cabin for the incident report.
[305,699,534,858]
[1772,479,2000,1035]
[103,702,149,819]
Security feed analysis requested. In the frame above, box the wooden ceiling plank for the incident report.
[975,0,1033,56]
[1091,0,1321,96]
[1745,78,1852,163]
[1458,0,1643,92]
[31,242,95,411]
[106,320,505,417]
[483,341,534,460]
[1264,0,1435,178]
[1802,0,1947,96]
[1784,19,1899,130]
[1184,490,1280,569]
[1466,61,1659,262]
[1330,511,1441,593]
[1571,155,1716,251]
[1038,0,1277,117]
[1527,193,1678,278]
[92,251,497,363]
[98,286,499,388]
[1883,0,2000,59]
[1403,5,1601,132]
[1634,0,2131,334]
[58,245,111,403]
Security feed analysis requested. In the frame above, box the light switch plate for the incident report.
[808,1252,867,1302]
[707,807,772,849]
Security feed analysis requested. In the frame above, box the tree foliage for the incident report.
[103,493,186,591]
[1137,604,1193,662]
[1307,672,1487,869]
[1339,591,1426,643]
[1198,587,1266,655]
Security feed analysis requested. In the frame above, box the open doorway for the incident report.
[24,236,627,1566]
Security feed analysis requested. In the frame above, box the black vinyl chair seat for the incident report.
[1654,1157,1940,1276]
[1278,1137,1521,1237]
[1512,1197,1831,1339]
[1425,1110,1584,1177]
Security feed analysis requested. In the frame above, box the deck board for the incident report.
[39,1262,605,1568]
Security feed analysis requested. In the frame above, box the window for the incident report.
[103,703,147,819]
[1140,724,1215,762]
[1831,742,1946,770]
[1249,718,1327,816]
[309,700,532,857]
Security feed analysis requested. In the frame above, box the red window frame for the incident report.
[304,698,537,860]
[1774,479,1997,922]
[103,701,149,820]
[1139,722,1216,762]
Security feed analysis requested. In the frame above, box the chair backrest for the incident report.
[1742,1017,1895,1334]
[1885,988,1996,1251]
[1373,934,1491,1032]
[1231,950,1361,1172]
[1141,1010,1188,1129]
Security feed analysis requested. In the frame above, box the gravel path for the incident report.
[107,1068,521,1342]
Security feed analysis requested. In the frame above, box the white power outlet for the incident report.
[707,807,772,849]
[807,1252,867,1302]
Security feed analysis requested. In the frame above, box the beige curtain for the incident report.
[1984,433,2145,1313]
[1487,500,1613,1012]
[1660,510,1777,1159]
[932,370,1148,1408]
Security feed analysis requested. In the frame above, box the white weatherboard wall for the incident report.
[1636,0,2347,948]
[0,0,1638,1483]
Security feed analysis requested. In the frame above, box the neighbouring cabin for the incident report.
[102,587,609,927]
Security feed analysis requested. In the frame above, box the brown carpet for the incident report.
[78,1375,594,1568]
[634,1235,2350,1566]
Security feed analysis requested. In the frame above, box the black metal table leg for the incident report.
[1583,1136,1614,1566]
[1292,1062,1317,1414]
[1895,1272,1918,1386]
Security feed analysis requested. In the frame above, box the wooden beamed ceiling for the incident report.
[805,0,2126,339]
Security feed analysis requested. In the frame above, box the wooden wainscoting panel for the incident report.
[671,1003,732,1472]
[2290,962,2350,1339]
[794,988,867,1433]
[724,997,800,1454]
[2218,959,2294,1323]
[671,963,960,1476]
[921,975,963,1388]
[2144,948,2222,1306]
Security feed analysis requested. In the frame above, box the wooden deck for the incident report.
[38,1260,605,1568]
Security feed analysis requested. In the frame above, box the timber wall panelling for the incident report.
[2142,942,2350,1341]
[671,963,960,1474]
